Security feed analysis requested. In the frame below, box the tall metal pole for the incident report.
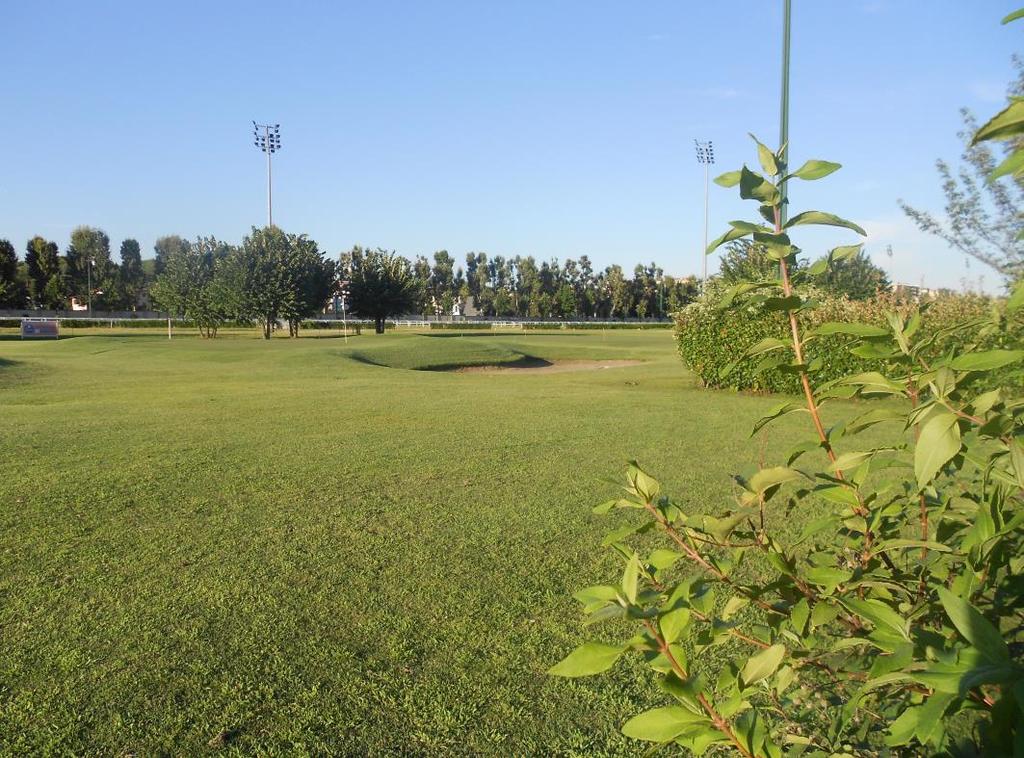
[253,122,281,229]
[695,140,714,291]
[87,257,92,316]
[778,0,792,226]
[702,160,710,286]
[266,125,273,227]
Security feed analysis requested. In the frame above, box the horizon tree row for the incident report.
[0,228,705,320]
[0,227,894,328]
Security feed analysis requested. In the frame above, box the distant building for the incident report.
[893,283,954,301]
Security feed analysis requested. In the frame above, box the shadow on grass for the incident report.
[422,332,581,339]
[417,356,552,372]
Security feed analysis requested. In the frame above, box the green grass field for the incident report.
[0,328,865,755]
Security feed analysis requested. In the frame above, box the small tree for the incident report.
[66,226,117,310]
[118,239,145,310]
[812,247,891,299]
[286,236,337,337]
[346,247,420,333]
[25,237,64,309]
[0,239,22,308]
[150,237,234,337]
[718,239,807,284]
[234,227,298,340]
[153,235,189,276]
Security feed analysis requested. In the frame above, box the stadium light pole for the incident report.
[253,121,281,227]
[695,140,715,290]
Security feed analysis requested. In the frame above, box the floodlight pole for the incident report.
[253,121,281,228]
[703,158,709,285]
[266,126,273,227]
[695,140,714,291]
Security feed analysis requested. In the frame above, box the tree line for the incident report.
[0,226,703,325]
[0,225,891,337]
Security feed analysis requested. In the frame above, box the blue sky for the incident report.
[1,1,1020,290]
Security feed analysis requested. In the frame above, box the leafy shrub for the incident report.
[551,137,1024,755]
[675,289,1022,393]
[300,320,362,335]
[429,322,492,330]
[522,321,673,330]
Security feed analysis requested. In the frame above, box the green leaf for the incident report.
[573,585,620,607]
[841,598,910,641]
[813,322,889,337]
[788,159,841,181]
[790,599,810,634]
[750,402,804,436]
[805,566,852,591]
[914,408,960,489]
[649,549,683,571]
[1003,7,1024,23]
[739,166,780,204]
[973,98,1024,144]
[784,210,867,236]
[622,552,640,604]
[740,643,786,687]
[660,606,692,645]
[762,295,803,312]
[871,539,951,555]
[989,149,1024,181]
[1009,438,1024,488]
[602,523,642,546]
[621,705,708,743]
[548,641,627,677]
[937,587,1010,664]
[706,226,752,254]
[714,170,742,187]
[841,371,904,394]
[1007,280,1024,314]
[745,465,798,499]
[830,450,875,472]
[830,243,863,262]
[751,134,779,176]
[949,349,1024,372]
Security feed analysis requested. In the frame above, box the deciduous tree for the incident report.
[346,247,421,333]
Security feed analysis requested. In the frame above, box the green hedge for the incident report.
[522,321,673,330]
[674,287,1020,393]
[300,320,363,334]
[429,322,491,330]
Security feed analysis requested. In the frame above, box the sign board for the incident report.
[21,319,59,339]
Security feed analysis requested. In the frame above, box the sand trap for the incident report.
[452,359,643,374]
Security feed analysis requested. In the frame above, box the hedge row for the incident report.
[522,321,673,331]
[674,288,1020,393]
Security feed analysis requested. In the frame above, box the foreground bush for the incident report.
[551,138,1024,755]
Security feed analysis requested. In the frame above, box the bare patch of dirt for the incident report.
[452,359,643,374]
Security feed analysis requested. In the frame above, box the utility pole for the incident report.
[695,140,715,290]
[253,121,281,227]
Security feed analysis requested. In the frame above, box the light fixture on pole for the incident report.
[695,139,715,289]
[253,121,282,227]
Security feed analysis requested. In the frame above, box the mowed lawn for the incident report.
[0,328,857,755]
